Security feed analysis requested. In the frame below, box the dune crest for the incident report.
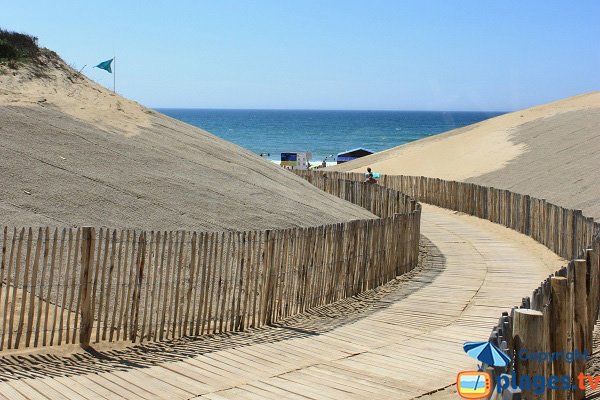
[330,92,600,181]
[332,92,600,219]
[0,52,151,136]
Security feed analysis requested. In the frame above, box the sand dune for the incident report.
[331,92,600,219]
[0,53,374,230]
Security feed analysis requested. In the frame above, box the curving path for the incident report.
[0,205,564,400]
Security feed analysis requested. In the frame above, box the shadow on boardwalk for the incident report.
[0,237,445,383]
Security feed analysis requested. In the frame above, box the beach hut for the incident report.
[281,152,311,170]
[336,148,374,164]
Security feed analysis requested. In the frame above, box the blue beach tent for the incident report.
[336,148,374,164]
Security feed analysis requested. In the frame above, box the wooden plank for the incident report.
[1,227,16,350]
[156,232,172,340]
[177,235,189,338]
[131,232,147,342]
[79,227,96,347]
[139,231,155,342]
[231,232,243,332]
[183,231,197,336]
[215,232,232,333]
[210,232,225,334]
[14,227,34,348]
[72,227,96,347]
[109,229,125,342]
[201,232,217,335]
[102,230,118,341]
[550,276,570,400]
[221,232,235,333]
[23,227,42,348]
[121,231,137,341]
[33,227,50,348]
[274,229,288,322]
[69,229,82,344]
[261,230,274,326]
[159,231,173,340]
[26,376,87,400]
[573,259,588,400]
[267,229,281,324]
[189,231,203,336]
[251,231,262,328]
[42,228,58,347]
[0,382,30,400]
[116,230,130,341]
[50,228,66,346]
[195,231,209,336]
[171,231,185,338]
[146,231,162,341]
[52,376,111,400]
[240,231,253,330]
[295,227,308,315]
[95,230,110,343]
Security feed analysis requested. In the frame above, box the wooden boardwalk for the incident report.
[0,205,564,399]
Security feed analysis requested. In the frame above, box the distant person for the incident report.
[321,160,326,168]
[365,167,377,184]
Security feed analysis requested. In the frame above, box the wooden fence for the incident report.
[301,170,600,399]
[298,171,599,261]
[0,178,421,351]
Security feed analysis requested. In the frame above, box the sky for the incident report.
[3,1,600,111]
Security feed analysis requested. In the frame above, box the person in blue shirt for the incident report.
[365,167,377,184]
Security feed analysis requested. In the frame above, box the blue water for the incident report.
[157,109,504,162]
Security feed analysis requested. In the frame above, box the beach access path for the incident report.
[0,204,564,400]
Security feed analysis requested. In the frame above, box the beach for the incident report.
[159,108,503,164]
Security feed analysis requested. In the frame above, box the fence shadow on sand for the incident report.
[0,238,443,383]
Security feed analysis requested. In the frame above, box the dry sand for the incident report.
[0,53,375,231]
[0,52,152,137]
[331,92,600,219]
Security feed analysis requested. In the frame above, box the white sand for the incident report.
[0,52,152,136]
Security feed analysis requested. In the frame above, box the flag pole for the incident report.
[113,56,116,93]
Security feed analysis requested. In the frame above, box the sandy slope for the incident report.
[331,92,600,219]
[0,53,374,230]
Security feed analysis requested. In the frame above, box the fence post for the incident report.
[551,276,570,400]
[573,259,589,400]
[512,308,546,399]
[588,248,599,347]
[79,226,95,348]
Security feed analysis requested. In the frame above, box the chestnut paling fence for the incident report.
[0,178,421,351]
[300,170,600,400]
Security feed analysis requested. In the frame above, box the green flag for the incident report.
[95,58,113,73]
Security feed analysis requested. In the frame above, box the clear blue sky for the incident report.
[4,1,600,111]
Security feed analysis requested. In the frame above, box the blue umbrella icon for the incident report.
[463,341,511,367]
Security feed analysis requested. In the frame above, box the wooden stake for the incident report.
[79,227,96,348]
[513,309,546,399]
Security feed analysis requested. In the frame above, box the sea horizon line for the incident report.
[153,107,509,114]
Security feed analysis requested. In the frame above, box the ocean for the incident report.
[157,109,504,163]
